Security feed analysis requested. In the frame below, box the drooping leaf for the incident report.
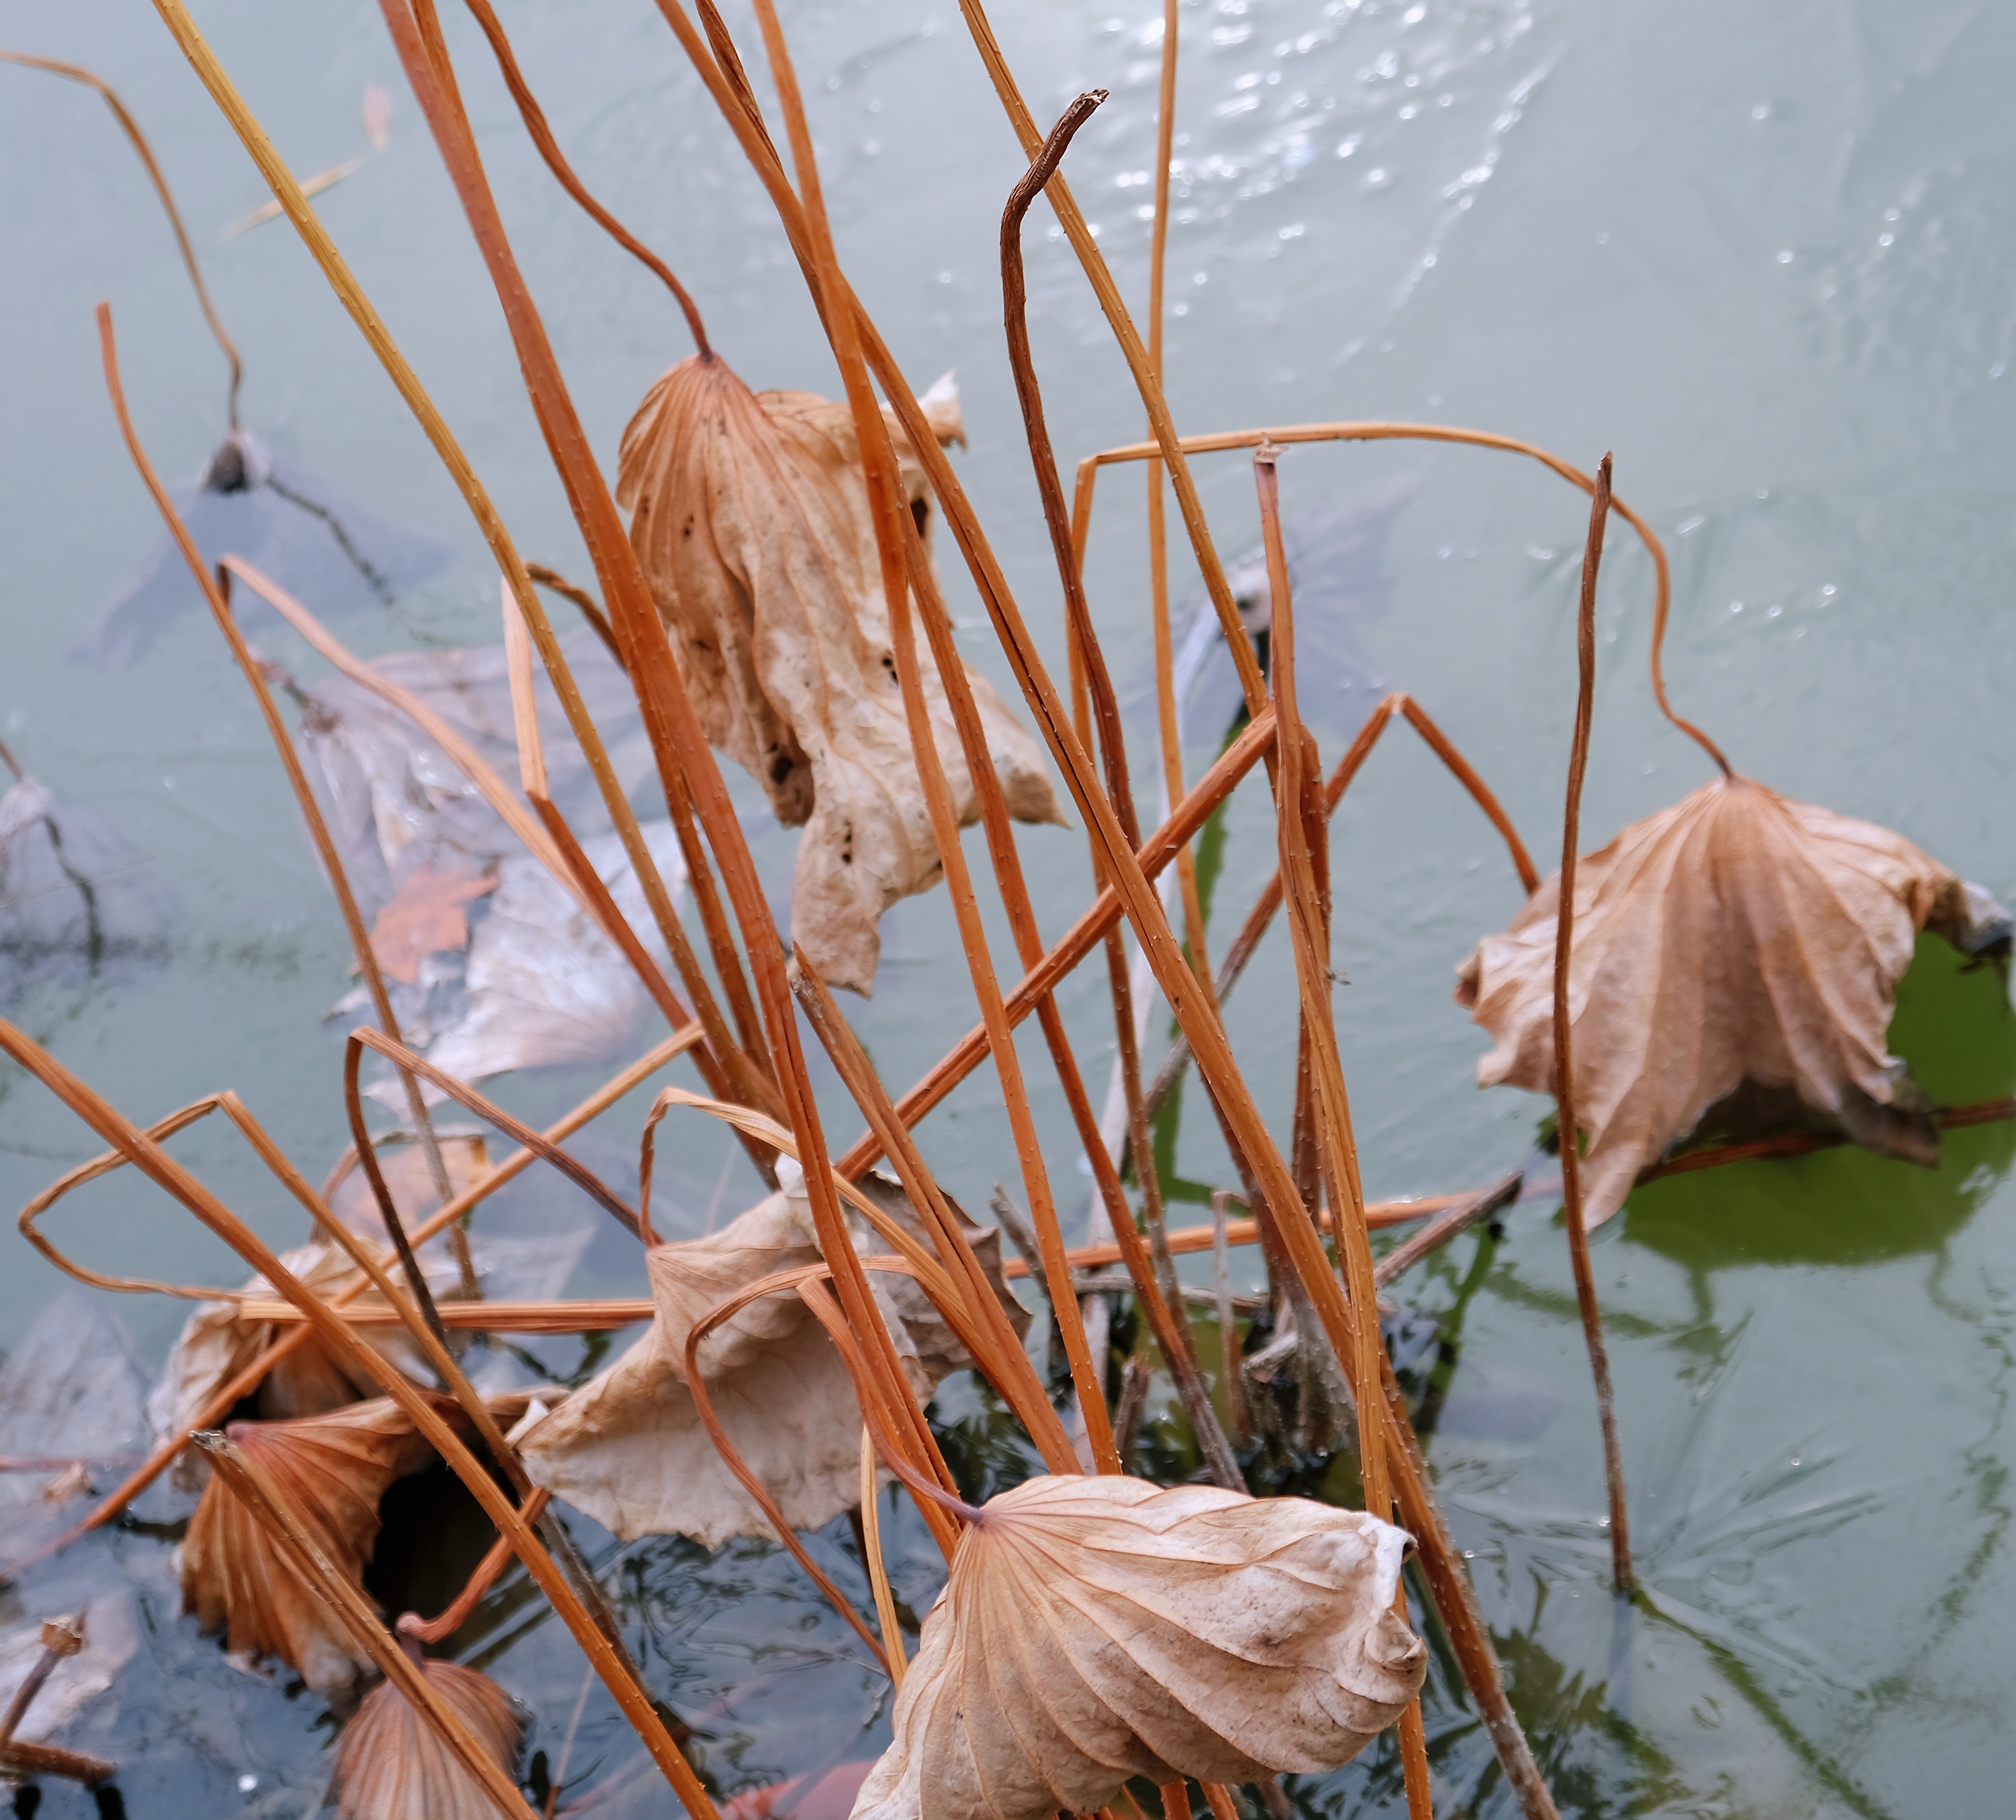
[1457,774,2013,1227]
[616,358,1063,995]
[849,1475,1426,1820]
[327,1658,522,1820]
[519,1166,1023,1548]
[368,864,498,984]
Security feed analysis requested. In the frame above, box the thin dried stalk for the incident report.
[1079,418,1730,777]
[0,1014,715,1817]
[834,712,1273,1174]
[36,1028,696,1549]
[197,1433,537,1820]
[0,1617,82,1763]
[1253,446,1385,1507]
[1145,690,1537,1127]
[370,0,935,1515]
[999,99,1246,1492]
[399,1487,551,1645]
[527,563,623,667]
[1,1740,115,1787]
[94,333,466,1278]
[1210,1192,1247,1443]
[1141,0,1220,1027]
[0,50,242,421]
[789,958,1078,1469]
[1374,1173,1522,1289]
[146,0,776,1119]
[1555,457,1634,1594]
[348,1029,643,1243]
[1257,441,1433,1812]
[952,2,1267,717]
[454,0,775,1086]
[677,1261,927,1649]
[456,0,708,352]
[860,1429,907,1686]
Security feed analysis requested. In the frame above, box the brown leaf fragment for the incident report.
[327,1658,523,1820]
[519,1164,1022,1547]
[617,358,1063,994]
[1457,774,2009,1227]
[848,1476,1425,1820]
[368,863,498,984]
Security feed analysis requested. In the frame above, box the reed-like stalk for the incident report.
[859,1430,907,1686]
[1079,417,1731,777]
[1553,457,1634,1594]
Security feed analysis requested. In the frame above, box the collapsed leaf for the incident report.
[519,1166,1024,1548]
[617,358,1063,994]
[182,1397,438,1693]
[182,1391,540,1694]
[368,863,498,984]
[849,1476,1425,1820]
[1457,775,2013,1227]
[327,1658,522,1820]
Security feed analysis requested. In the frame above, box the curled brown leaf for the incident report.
[617,358,1061,993]
[1458,774,2010,1226]
[327,1657,523,1819]
[848,1475,1425,1820]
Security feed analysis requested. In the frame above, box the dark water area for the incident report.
[2,0,2015,1812]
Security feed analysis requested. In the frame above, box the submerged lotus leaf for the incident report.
[1457,774,2011,1227]
[327,1658,522,1819]
[617,356,1063,995]
[850,1475,1425,1820]
[519,1167,1022,1549]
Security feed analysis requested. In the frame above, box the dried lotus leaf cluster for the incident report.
[849,1476,1426,1820]
[326,1658,523,1820]
[1458,774,2010,1227]
[617,355,1062,994]
[520,1166,1023,1548]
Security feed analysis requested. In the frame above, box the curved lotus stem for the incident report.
[678,1261,907,1667]
[455,0,711,356]
[1073,420,1733,780]
[0,50,243,423]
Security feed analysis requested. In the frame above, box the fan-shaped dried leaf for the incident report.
[850,1476,1425,1820]
[182,1396,437,1692]
[1458,775,2011,1227]
[519,1166,1023,1548]
[617,357,1063,994]
[327,1658,522,1820]
[182,1391,541,1693]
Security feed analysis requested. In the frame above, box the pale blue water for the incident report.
[1,0,2014,1812]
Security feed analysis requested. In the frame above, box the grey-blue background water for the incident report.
[1,0,2013,1812]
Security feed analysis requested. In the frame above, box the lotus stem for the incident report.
[1374,1173,1524,1289]
[859,1429,907,1687]
[399,1487,551,1645]
[1078,418,1733,778]
[1553,455,1635,1595]
[0,1615,82,1765]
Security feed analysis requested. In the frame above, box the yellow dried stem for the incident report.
[860,1428,907,1686]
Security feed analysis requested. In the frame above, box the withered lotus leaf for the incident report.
[617,357,1063,994]
[327,1658,523,1820]
[849,1476,1425,1820]
[182,1391,541,1693]
[519,1166,1021,1548]
[1458,775,2010,1227]
[182,1397,438,1693]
